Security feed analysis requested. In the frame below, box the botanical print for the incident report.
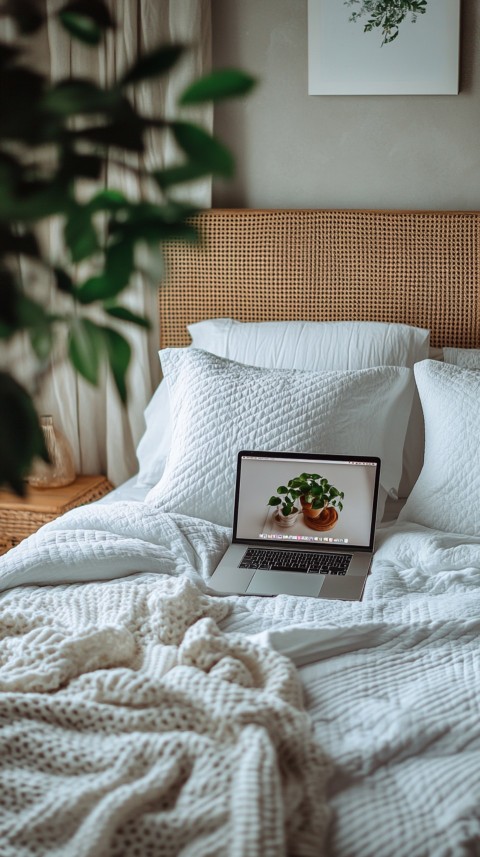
[344,0,427,45]
[308,0,458,96]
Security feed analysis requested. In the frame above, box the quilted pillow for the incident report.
[189,318,430,500]
[399,360,480,536]
[145,348,414,527]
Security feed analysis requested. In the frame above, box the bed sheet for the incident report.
[0,497,479,857]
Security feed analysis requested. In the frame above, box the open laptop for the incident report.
[209,450,381,601]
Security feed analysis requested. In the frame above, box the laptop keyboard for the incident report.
[239,548,352,575]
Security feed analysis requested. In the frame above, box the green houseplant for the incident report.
[0,0,255,494]
[290,473,344,519]
[268,472,344,529]
[267,473,345,526]
[267,485,301,527]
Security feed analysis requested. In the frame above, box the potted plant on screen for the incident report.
[267,486,301,528]
[268,473,345,531]
[292,473,344,530]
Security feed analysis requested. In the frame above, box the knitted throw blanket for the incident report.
[0,576,331,857]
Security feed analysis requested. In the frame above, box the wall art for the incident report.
[308,0,460,95]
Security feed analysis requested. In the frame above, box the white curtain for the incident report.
[32,0,212,485]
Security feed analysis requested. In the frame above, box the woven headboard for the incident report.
[159,209,480,349]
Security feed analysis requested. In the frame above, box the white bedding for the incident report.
[1,498,479,856]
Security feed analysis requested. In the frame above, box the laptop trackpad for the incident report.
[246,570,324,598]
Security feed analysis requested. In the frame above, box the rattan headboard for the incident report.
[159,209,480,350]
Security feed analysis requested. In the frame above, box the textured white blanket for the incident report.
[0,570,331,856]
[1,502,480,857]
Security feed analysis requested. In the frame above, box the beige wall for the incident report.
[212,0,480,210]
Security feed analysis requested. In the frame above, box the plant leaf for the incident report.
[153,162,211,191]
[64,207,99,263]
[121,44,184,87]
[68,318,105,385]
[86,189,129,214]
[102,326,131,403]
[43,79,121,116]
[105,240,134,289]
[171,122,234,177]
[180,69,256,105]
[58,0,113,45]
[104,305,151,329]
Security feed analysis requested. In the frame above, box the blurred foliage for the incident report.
[0,0,255,493]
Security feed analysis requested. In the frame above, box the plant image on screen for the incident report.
[267,473,345,531]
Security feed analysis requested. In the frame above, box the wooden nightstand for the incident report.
[0,475,113,556]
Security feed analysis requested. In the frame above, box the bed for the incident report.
[1,209,480,857]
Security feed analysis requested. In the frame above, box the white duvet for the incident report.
[1,501,479,857]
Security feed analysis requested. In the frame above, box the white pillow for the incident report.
[399,360,480,536]
[135,321,429,493]
[145,348,414,527]
[135,378,172,488]
[189,318,429,372]
[189,318,429,500]
[443,347,480,370]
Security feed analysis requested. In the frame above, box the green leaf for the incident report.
[87,189,129,215]
[277,485,289,494]
[153,162,211,191]
[180,69,256,105]
[64,207,99,263]
[16,295,49,329]
[68,318,105,385]
[105,240,134,289]
[58,1,113,45]
[102,326,131,403]
[0,372,46,494]
[268,496,281,506]
[43,80,121,116]
[76,239,134,303]
[58,11,103,45]
[104,305,151,329]
[58,0,113,27]
[75,276,110,305]
[171,122,234,177]
[121,44,184,87]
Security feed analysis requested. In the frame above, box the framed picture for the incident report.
[308,0,460,95]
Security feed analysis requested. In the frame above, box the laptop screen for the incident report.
[233,451,380,551]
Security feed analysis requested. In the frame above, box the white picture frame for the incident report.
[308,0,460,95]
